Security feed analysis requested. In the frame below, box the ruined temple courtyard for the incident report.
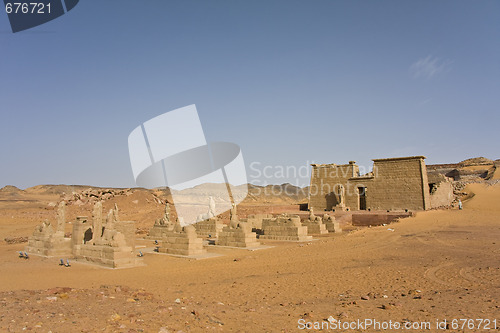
[0,158,499,332]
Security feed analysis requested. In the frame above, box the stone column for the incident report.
[92,201,103,243]
[56,201,66,235]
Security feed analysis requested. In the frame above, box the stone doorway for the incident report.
[358,187,367,210]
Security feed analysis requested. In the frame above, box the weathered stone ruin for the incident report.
[193,217,224,238]
[309,156,455,212]
[238,213,273,233]
[427,173,455,208]
[322,213,342,233]
[301,208,328,235]
[216,204,260,248]
[26,201,72,257]
[158,218,206,256]
[259,214,312,241]
[27,201,141,268]
[72,202,139,268]
[193,198,224,238]
[148,202,174,239]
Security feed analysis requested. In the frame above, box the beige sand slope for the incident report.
[0,183,499,332]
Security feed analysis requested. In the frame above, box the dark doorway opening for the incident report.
[325,191,338,210]
[358,187,367,210]
[83,228,93,244]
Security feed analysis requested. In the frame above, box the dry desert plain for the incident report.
[0,182,499,332]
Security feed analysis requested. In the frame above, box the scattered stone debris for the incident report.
[60,188,134,205]
[4,236,28,244]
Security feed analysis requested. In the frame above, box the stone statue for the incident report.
[308,208,315,220]
[230,203,238,224]
[113,203,119,222]
[164,202,171,221]
[208,197,216,218]
[39,220,53,235]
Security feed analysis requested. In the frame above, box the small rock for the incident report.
[110,313,121,321]
[361,296,369,301]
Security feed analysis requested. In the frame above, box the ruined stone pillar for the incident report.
[92,201,103,243]
[230,203,238,227]
[56,201,66,235]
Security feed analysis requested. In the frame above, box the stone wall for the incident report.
[366,157,429,211]
[309,156,430,212]
[309,162,359,211]
[429,181,454,208]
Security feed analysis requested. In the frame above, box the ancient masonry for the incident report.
[193,197,224,238]
[26,201,72,257]
[309,156,454,212]
[301,209,328,235]
[194,217,224,238]
[239,213,273,232]
[27,201,141,268]
[259,214,313,241]
[158,220,206,256]
[149,202,174,239]
[322,213,342,233]
[216,204,260,248]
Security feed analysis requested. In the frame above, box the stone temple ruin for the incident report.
[259,214,313,241]
[216,204,260,248]
[149,202,174,239]
[322,213,342,233]
[27,201,140,268]
[309,156,454,212]
[193,197,224,238]
[26,201,72,257]
[301,208,328,235]
[157,220,206,256]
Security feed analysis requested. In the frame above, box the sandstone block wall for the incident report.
[301,220,328,235]
[429,181,454,208]
[309,156,430,212]
[26,235,72,257]
[366,157,429,211]
[216,223,260,248]
[159,226,206,256]
[260,216,313,241]
[193,218,223,238]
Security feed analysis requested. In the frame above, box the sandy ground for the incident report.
[0,183,499,332]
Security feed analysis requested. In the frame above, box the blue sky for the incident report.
[1,0,499,189]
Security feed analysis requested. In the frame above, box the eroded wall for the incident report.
[309,156,429,211]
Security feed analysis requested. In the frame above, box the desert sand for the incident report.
[0,182,499,332]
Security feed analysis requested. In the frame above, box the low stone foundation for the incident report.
[159,224,206,256]
[260,215,312,241]
[194,217,224,238]
[216,222,260,248]
[323,214,342,233]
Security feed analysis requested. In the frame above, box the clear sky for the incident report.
[1,0,499,189]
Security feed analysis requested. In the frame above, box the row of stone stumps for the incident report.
[149,202,343,257]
